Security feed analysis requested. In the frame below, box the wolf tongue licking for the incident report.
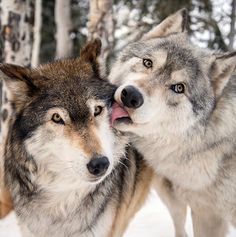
[111,102,131,125]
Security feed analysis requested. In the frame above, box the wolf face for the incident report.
[2,40,123,195]
[110,9,236,138]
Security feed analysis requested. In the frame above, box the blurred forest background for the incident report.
[0,0,235,67]
[0,1,235,235]
[0,0,235,120]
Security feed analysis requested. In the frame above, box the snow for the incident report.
[125,191,236,237]
[0,212,21,237]
[1,190,236,237]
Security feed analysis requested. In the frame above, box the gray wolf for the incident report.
[110,9,236,237]
[1,39,153,237]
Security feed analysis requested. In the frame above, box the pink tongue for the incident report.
[111,102,129,125]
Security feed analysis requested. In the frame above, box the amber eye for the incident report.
[170,83,186,94]
[143,59,153,68]
[94,106,104,117]
[51,113,65,125]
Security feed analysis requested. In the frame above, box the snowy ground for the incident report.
[0,190,236,237]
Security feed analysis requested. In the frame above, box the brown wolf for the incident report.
[0,39,153,237]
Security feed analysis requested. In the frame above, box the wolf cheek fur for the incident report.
[110,8,236,237]
[1,39,153,237]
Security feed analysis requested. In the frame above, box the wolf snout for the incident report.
[87,156,110,176]
[121,86,144,109]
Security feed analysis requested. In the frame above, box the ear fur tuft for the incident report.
[180,8,189,32]
[142,8,189,40]
[210,52,236,98]
[0,64,38,110]
[80,38,102,63]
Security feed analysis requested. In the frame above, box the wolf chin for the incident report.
[110,9,236,237]
[1,39,153,237]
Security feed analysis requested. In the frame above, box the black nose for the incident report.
[121,86,144,108]
[87,156,110,176]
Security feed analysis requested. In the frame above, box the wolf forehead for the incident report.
[120,36,204,76]
[36,62,114,106]
[36,59,116,98]
[18,59,115,104]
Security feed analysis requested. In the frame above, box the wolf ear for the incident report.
[142,8,188,40]
[210,52,236,98]
[80,38,103,76]
[0,64,38,110]
[80,38,102,63]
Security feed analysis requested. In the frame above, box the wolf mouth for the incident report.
[88,169,114,184]
[111,102,133,125]
[88,177,105,184]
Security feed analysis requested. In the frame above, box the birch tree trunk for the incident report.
[0,0,34,218]
[32,0,42,67]
[88,0,114,63]
[1,0,34,66]
[228,0,236,50]
[0,0,34,141]
[55,0,73,58]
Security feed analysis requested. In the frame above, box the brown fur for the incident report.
[109,151,154,237]
[0,144,13,218]
[64,126,102,157]
[0,40,154,237]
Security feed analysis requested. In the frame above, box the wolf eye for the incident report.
[94,106,103,117]
[170,83,185,94]
[143,59,153,68]
[52,113,65,125]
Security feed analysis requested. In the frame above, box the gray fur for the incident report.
[110,9,236,237]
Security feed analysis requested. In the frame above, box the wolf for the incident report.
[1,39,153,237]
[110,9,236,237]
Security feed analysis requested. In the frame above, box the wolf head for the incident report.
[2,39,125,195]
[110,9,236,137]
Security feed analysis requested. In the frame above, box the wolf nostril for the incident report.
[122,89,127,97]
[121,86,144,109]
[87,156,110,176]
[131,99,137,107]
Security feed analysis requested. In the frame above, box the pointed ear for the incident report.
[142,8,188,40]
[80,38,102,63]
[0,64,38,110]
[80,38,102,76]
[210,52,236,98]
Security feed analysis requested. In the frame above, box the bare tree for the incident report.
[55,0,73,58]
[0,0,34,140]
[1,0,34,66]
[229,0,236,50]
[0,0,34,217]
[32,0,42,67]
[88,0,114,63]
